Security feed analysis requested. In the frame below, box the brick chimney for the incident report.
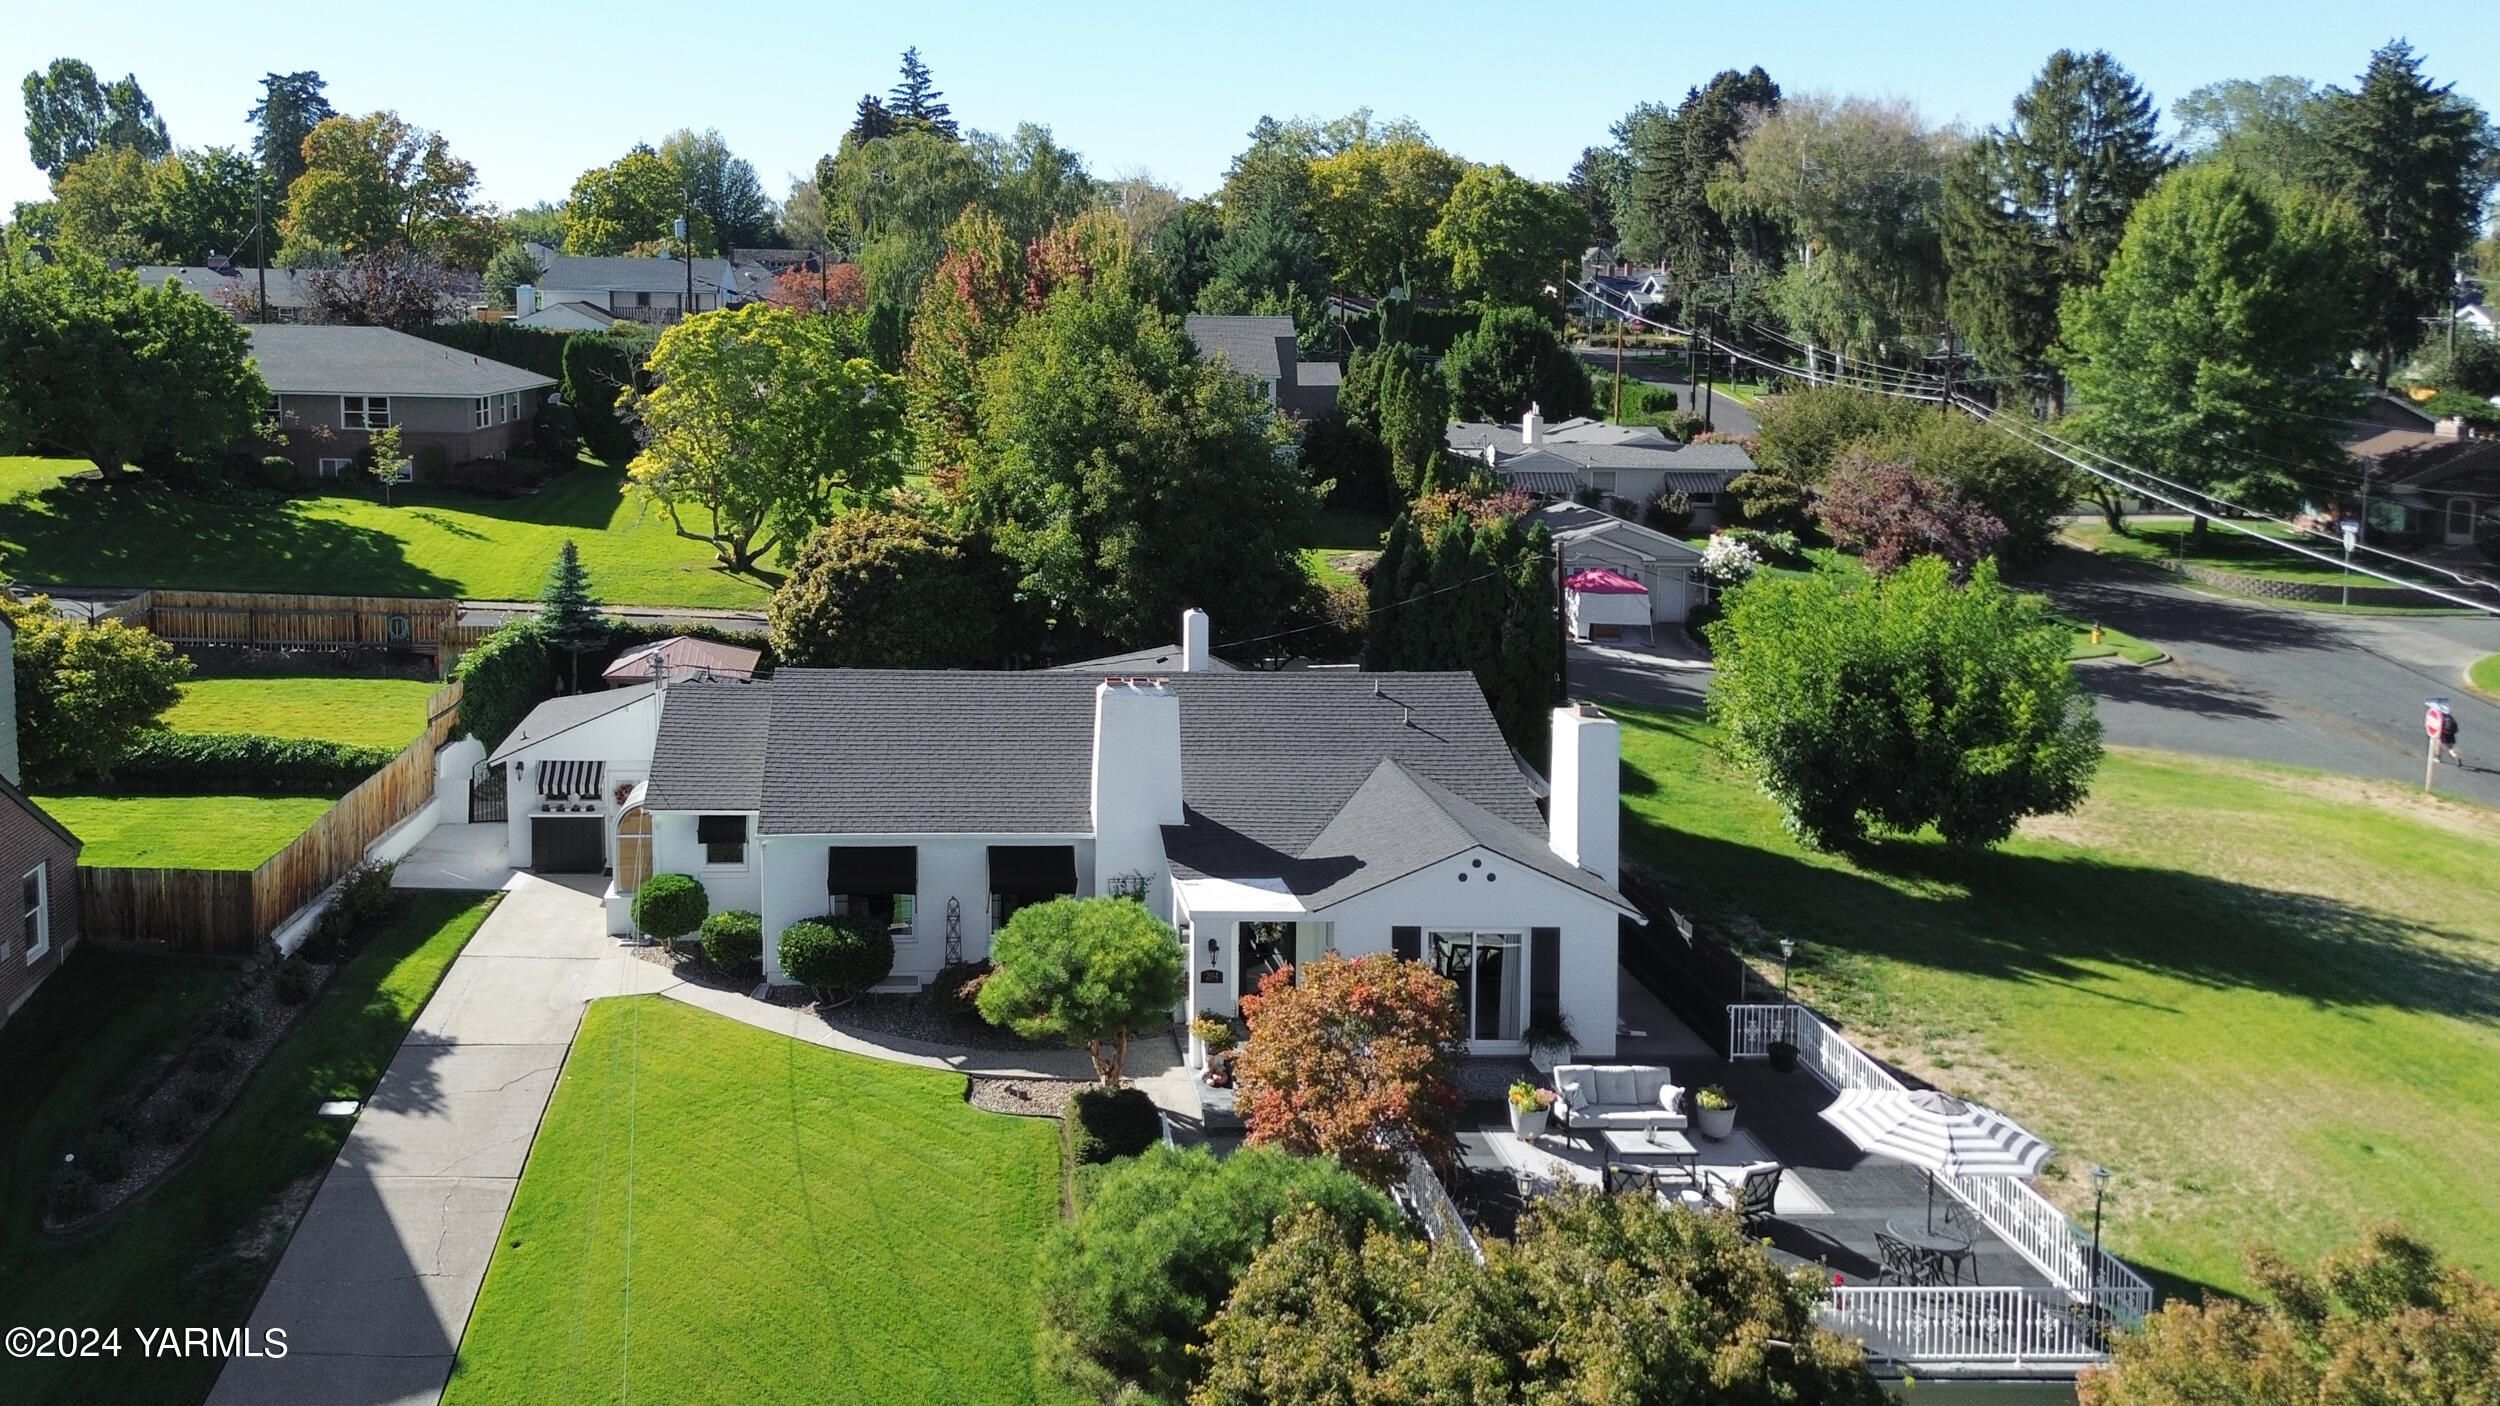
[1547,702,1618,884]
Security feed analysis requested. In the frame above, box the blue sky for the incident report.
[5,1,2496,221]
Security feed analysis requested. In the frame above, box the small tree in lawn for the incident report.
[366,423,411,506]
[1232,952,1465,1187]
[1813,451,2007,579]
[537,539,607,692]
[977,896,1187,1088]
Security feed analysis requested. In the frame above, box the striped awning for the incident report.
[1818,1088,2051,1178]
[536,759,605,799]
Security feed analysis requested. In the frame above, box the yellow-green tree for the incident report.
[1429,163,1590,308]
[1307,136,1465,297]
[283,112,491,266]
[561,143,713,256]
[626,304,906,572]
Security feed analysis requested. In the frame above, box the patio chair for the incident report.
[1874,1230,1953,1286]
[1699,1161,1782,1229]
[1935,1202,1981,1284]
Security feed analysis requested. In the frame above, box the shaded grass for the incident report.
[165,674,442,749]
[1614,704,2500,1295]
[36,794,337,868]
[443,996,1065,1406]
[0,891,496,1405]
[1303,507,1393,589]
[2064,518,2411,588]
[0,457,769,607]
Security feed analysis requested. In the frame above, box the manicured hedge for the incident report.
[778,916,894,996]
[453,620,556,752]
[1065,1086,1162,1165]
[409,322,572,382]
[112,731,395,795]
[634,873,708,943]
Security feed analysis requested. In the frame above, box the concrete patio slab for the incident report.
[389,821,512,891]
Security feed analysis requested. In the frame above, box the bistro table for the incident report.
[1887,1216,1979,1283]
[1598,1127,1700,1194]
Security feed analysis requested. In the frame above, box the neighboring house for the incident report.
[530,254,744,326]
[485,683,666,934]
[134,258,319,321]
[0,618,85,1032]
[1564,568,1651,642]
[633,611,1639,1055]
[248,325,556,481]
[509,290,624,334]
[1534,501,1704,627]
[2363,438,2500,550]
[1184,314,1339,418]
[2341,394,2449,463]
[1452,407,1756,529]
[1049,607,1238,674]
[603,636,764,687]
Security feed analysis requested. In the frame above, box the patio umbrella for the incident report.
[1818,1088,2052,1231]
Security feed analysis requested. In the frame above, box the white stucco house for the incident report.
[485,683,664,932]
[574,613,1641,1058]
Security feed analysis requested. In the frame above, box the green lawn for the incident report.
[1615,705,2500,1297]
[165,674,443,749]
[443,996,1066,1406]
[2049,614,2164,665]
[37,793,337,868]
[0,891,495,1405]
[0,456,770,608]
[2470,653,2500,701]
[1303,506,1393,588]
[2064,518,2386,587]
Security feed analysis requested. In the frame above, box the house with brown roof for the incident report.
[2364,437,2500,553]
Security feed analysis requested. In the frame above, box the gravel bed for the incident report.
[967,1077,1080,1118]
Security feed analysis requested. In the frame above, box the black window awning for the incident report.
[828,845,916,894]
[696,814,747,844]
[988,845,1077,895]
[537,759,605,798]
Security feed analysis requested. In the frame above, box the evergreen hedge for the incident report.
[453,621,557,752]
[1065,1086,1162,1165]
[633,873,708,944]
[778,916,894,997]
[112,731,396,795]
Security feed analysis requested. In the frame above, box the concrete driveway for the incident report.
[208,875,668,1406]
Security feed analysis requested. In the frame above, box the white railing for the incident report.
[1402,1151,1484,1264]
[1732,999,2156,1324]
[1823,1285,2114,1365]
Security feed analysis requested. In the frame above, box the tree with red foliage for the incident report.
[765,261,865,315]
[1233,952,1465,1186]
[1813,451,2007,578]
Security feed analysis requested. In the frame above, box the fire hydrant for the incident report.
[2090,625,2105,645]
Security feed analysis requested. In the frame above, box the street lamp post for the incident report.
[2341,518,2360,608]
[2089,1164,2112,1317]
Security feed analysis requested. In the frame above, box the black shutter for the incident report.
[827,846,916,893]
[696,814,746,845]
[1391,925,1421,962]
[1529,927,1561,1023]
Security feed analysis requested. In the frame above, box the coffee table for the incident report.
[1597,1126,1699,1194]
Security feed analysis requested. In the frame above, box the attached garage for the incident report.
[531,815,606,872]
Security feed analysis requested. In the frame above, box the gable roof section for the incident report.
[604,635,763,683]
[1051,645,1239,673]
[249,325,557,398]
[646,677,772,811]
[1275,760,1632,913]
[0,772,81,852]
[1185,314,1293,381]
[488,682,659,763]
[2372,438,2500,496]
[1534,503,1705,563]
[757,671,1102,835]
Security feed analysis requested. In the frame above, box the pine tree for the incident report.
[537,540,608,692]
[849,94,896,145]
[247,71,334,197]
[888,48,956,138]
[2310,41,2494,384]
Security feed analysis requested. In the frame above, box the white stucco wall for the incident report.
[749,832,1096,985]
[495,694,662,869]
[650,809,764,918]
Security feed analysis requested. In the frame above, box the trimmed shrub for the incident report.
[80,1127,132,1183]
[698,909,762,971]
[336,859,397,926]
[453,619,556,752]
[275,959,317,1005]
[47,1165,96,1218]
[415,443,450,480]
[111,731,394,795]
[256,455,299,491]
[194,1041,237,1074]
[533,399,581,467]
[221,1003,264,1040]
[931,959,992,1020]
[778,916,894,997]
[1067,1086,1162,1165]
[633,873,708,945]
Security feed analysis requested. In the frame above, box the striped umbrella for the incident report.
[1819,1088,2052,1230]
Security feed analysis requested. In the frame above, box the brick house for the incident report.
[247,325,557,482]
[0,618,85,1031]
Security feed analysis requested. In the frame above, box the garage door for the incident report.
[531,816,605,873]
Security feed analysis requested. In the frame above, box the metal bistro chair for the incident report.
[1873,1229,1954,1287]
[1936,1200,1981,1284]
[1700,1162,1783,1231]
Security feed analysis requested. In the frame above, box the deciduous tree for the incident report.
[1306,133,1465,297]
[627,303,908,572]
[1233,952,1465,1187]
[482,241,546,311]
[1428,162,1591,308]
[2170,75,2327,183]
[768,508,1019,668]
[21,59,169,176]
[304,247,460,330]
[976,123,1093,245]
[660,127,777,251]
[284,112,489,265]
[977,896,1187,1087]
[1707,556,2101,849]
[563,143,706,257]
[1813,452,2007,577]
[0,595,190,788]
[53,145,259,265]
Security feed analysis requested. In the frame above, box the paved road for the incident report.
[1572,349,1763,437]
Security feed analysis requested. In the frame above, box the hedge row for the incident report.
[112,731,396,795]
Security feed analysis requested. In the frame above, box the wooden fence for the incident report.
[78,680,463,954]
[96,589,467,667]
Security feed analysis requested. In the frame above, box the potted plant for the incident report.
[1693,1084,1737,1140]
[1507,1081,1557,1139]
[1523,1011,1578,1074]
[1190,1014,1238,1081]
[1767,1039,1800,1073]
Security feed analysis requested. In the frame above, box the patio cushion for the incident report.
[1556,1071,1593,1104]
[1596,1069,1640,1105]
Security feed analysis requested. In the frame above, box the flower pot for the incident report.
[1695,1104,1737,1140]
[1527,1043,1570,1075]
[1508,1104,1550,1139]
[1767,1040,1799,1073]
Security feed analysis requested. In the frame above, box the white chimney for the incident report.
[1521,402,1545,446]
[1091,679,1183,902]
[1547,703,1618,885]
[1181,608,1211,672]
[0,618,17,787]
[515,284,538,318]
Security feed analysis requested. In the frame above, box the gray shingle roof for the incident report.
[540,255,739,297]
[488,683,659,763]
[645,678,771,810]
[1185,314,1293,381]
[1050,647,1239,674]
[1280,760,1631,912]
[1534,503,1705,562]
[1296,360,1343,389]
[249,325,557,398]
[1447,419,1755,476]
[136,265,318,308]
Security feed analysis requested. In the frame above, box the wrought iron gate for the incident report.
[468,760,507,824]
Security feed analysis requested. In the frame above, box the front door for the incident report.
[1239,922,1294,998]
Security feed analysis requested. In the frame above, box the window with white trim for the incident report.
[317,457,352,477]
[1591,471,1618,494]
[260,396,282,430]
[22,863,48,962]
[473,397,492,429]
[504,391,520,422]
[341,395,391,430]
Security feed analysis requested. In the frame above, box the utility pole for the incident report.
[677,197,694,323]
[1613,312,1624,423]
[255,175,268,324]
